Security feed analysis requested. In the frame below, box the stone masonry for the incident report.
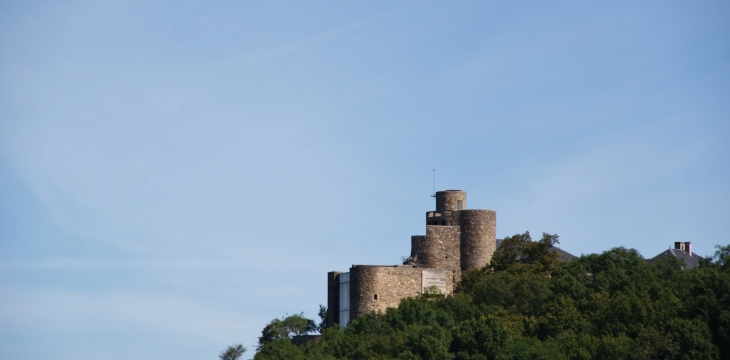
[410,225,461,280]
[328,190,497,327]
[435,190,466,212]
[349,265,454,319]
[456,209,497,271]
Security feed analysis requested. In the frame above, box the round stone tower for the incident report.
[458,209,496,271]
[435,190,466,212]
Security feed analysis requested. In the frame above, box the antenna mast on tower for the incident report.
[431,169,436,198]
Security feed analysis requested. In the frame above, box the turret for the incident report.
[457,209,496,271]
[420,190,496,272]
[435,190,466,212]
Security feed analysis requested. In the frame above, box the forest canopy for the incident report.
[250,234,730,360]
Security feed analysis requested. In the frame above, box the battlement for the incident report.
[426,211,453,225]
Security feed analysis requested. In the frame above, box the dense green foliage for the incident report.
[256,313,317,351]
[253,234,730,360]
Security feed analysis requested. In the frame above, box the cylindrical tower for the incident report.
[349,266,380,321]
[459,209,496,271]
[418,226,461,272]
[435,190,466,212]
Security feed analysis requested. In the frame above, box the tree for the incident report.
[450,316,506,359]
[257,313,316,351]
[712,244,730,270]
[317,304,328,333]
[489,232,560,273]
[219,344,246,360]
[248,238,730,359]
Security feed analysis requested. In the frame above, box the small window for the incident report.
[457,200,463,210]
[373,294,378,300]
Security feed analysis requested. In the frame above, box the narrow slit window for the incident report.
[457,200,463,210]
[373,294,378,300]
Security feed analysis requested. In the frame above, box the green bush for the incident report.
[248,239,730,360]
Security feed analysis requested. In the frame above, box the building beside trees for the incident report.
[326,190,576,328]
[326,189,705,329]
[251,189,729,359]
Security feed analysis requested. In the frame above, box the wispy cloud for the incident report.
[0,1,727,358]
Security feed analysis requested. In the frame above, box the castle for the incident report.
[327,190,496,327]
[325,190,701,328]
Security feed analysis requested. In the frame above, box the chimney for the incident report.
[674,242,681,250]
[686,242,692,256]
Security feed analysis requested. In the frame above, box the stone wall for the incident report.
[349,265,454,320]
[457,209,497,270]
[326,271,341,327]
[410,226,461,280]
[435,190,466,212]
[326,188,499,327]
[410,235,426,263]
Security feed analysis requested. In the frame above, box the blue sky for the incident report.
[1,1,728,358]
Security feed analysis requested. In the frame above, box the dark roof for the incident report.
[291,335,321,346]
[555,248,577,261]
[647,248,701,269]
[495,239,576,262]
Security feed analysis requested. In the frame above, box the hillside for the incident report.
[250,235,730,360]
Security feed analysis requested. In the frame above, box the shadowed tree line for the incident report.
[231,233,730,360]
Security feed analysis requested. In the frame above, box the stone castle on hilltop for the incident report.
[325,189,702,328]
[327,190,497,327]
